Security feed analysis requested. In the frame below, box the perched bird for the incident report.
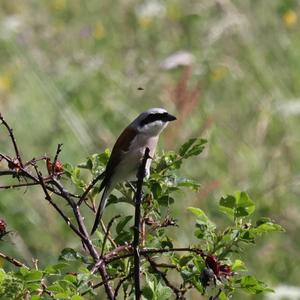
[91,108,176,234]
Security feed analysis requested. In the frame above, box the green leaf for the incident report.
[179,138,207,158]
[255,218,285,233]
[237,275,274,294]
[24,270,43,282]
[232,259,247,271]
[156,283,173,300]
[157,195,174,206]
[219,192,255,219]
[179,138,198,156]
[142,286,154,299]
[47,283,65,293]
[175,178,200,191]
[179,255,193,267]
[235,192,255,218]
[19,267,29,277]
[71,295,84,300]
[44,262,69,274]
[187,207,209,223]
[64,274,77,285]
[55,292,72,299]
[59,248,83,262]
[219,195,236,217]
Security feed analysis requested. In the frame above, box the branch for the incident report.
[146,256,186,298]
[101,215,120,257]
[77,171,105,206]
[133,147,151,300]
[0,251,29,269]
[114,272,133,299]
[104,246,204,264]
[35,167,87,241]
[0,114,23,168]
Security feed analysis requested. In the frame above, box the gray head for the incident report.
[130,108,176,136]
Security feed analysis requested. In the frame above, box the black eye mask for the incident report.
[140,113,176,127]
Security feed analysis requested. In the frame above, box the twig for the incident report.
[210,289,222,300]
[77,171,105,206]
[0,114,23,168]
[146,256,186,298]
[0,182,42,189]
[114,272,133,299]
[105,246,204,264]
[0,251,29,269]
[100,219,117,249]
[101,215,120,257]
[35,168,87,241]
[133,147,151,300]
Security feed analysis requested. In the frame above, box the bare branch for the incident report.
[35,167,87,241]
[77,171,105,206]
[0,251,29,269]
[101,215,120,257]
[0,114,23,168]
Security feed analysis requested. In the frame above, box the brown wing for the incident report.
[99,126,137,189]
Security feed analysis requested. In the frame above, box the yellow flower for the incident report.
[210,66,228,81]
[0,75,11,93]
[93,22,106,40]
[51,0,66,11]
[283,10,297,28]
[138,17,153,29]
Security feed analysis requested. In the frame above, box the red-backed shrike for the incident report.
[91,108,176,234]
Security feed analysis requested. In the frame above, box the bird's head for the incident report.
[130,108,176,136]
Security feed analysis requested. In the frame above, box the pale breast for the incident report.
[114,134,158,182]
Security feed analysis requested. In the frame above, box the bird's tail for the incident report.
[91,185,111,235]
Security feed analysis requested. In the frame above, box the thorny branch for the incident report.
[0,113,23,168]
[0,115,208,299]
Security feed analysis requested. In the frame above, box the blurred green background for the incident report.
[0,0,300,299]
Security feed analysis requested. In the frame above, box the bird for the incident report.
[91,108,176,234]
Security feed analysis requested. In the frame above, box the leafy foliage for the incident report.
[0,137,283,299]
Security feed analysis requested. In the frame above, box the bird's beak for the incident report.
[166,113,177,122]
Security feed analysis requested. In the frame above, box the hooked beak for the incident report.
[166,113,177,122]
